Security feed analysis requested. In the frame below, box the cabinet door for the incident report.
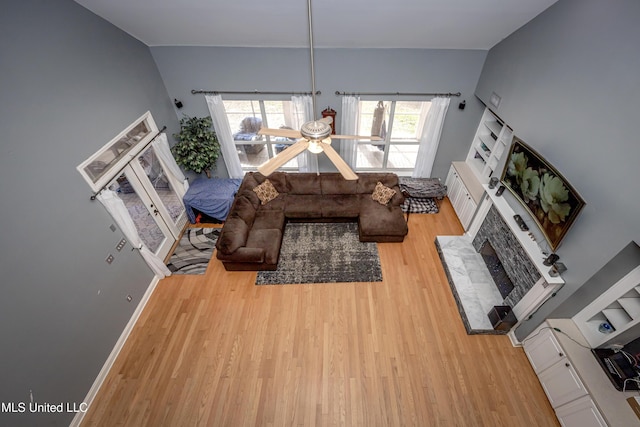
[538,358,588,408]
[459,194,477,230]
[523,327,565,374]
[555,395,607,427]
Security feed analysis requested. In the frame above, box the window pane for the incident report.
[83,121,150,183]
[390,101,429,141]
[223,100,262,134]
[387,144,419,169]
[263,100,288,129]
[359,101,390,137]
[356,143,384,169]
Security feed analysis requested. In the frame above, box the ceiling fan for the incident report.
[257,0,379,181]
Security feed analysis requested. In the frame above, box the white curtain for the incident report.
[290,95,316,173]
[205,94,244,179]
[96,190,171,278]
[152,133,189,200]
[412,97,451,178]
[339,96,360,169]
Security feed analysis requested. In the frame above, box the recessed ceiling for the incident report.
[74,0,557,50]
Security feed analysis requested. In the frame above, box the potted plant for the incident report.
[171,115,221,178]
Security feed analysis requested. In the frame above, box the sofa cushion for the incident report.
[371,181,397,206]
[357,173,399,194]
[321,195,361,218]
[238,173,260,193]
[216,217,250,254]
[358,202,408,237]
[252,209,286,230]
[229,193,257,226]
[216,247,264,264]
[246,228,282,265]
[253,179,280,205]
[287,173,322,195]
[253,172,289,193]
[284,195,324,219]
[321,173,358,195]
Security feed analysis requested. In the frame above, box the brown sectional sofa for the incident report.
[215,172,408,271]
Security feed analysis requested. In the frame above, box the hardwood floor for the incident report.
[82,199,559,426]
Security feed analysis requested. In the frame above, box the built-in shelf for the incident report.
[466,108,513,184]
[573,265,640,347]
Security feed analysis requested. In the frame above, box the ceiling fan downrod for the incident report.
[307,0,318,120]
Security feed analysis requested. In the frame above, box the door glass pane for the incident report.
[136,147,183,226]
[111,173,165,254]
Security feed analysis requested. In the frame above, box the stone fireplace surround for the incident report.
[436,185,564,337]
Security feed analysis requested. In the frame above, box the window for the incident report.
[77,111,157,192]
[355,100,431,172]
[223,100,302,171]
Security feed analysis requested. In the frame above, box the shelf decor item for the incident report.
[500,137,585,250]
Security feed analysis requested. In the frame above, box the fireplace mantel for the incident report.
[472,184,564,287]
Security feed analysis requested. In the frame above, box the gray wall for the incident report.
[0,1,177,425]
[474,0,640,339]
[151,46,488,181]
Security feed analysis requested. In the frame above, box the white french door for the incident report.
[79,112,188,264]
[113,144,187,260]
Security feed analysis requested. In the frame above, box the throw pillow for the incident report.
[371,181,396,205]
[253,179,280,205]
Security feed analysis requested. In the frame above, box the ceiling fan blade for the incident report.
[321,144,358,181]
[331,134,382,141]
[258,127,302,139]
[257,139,310,176]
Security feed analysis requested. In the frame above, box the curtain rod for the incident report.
[334,90,461,97]
[191,90,321,96]
[90,126,167,200]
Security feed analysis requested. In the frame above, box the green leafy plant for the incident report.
[171,116,221,178]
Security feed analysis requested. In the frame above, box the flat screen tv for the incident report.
[500,137,585,251]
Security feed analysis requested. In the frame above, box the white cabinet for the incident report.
[573,265,640,348]
[555,395,607,427]
[524,326,566,373]
[538,358,588,408]
[523,320,639,427]
[466,108,513,184]
[525,326,589,411]
[445,165,477,230]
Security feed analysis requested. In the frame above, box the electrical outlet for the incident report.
[105,254,114,264]
[116,238,127,251]
[126,295,133,302]
[109,224,116,232]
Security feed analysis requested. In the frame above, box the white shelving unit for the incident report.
[466,108,513,184]
[573,265,640,348]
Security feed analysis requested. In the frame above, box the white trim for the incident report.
[70,275,161,427]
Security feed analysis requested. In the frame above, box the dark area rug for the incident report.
[256,222,383,285]
[166,228,220,275]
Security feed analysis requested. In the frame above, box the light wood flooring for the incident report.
[82,198,559,426]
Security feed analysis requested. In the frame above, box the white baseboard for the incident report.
[507,329,522,347]
[70,275,161,427]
